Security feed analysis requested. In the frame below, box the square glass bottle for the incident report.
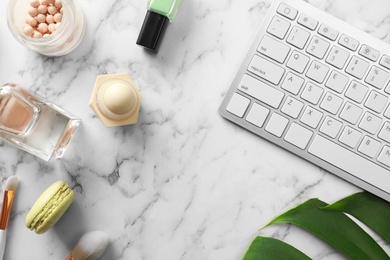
[0,83,80,160]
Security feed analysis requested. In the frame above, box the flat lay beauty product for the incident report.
[66,231,110,260]
[25,181,74,234]
[137,0,183,52]
[0,83,80,161]
[89,73,142,127]
[7,0,85,56]
[0,176,19,260]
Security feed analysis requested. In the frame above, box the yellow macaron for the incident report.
[25,181,74,234]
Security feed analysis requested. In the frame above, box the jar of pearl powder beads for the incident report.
[7,0,85,56]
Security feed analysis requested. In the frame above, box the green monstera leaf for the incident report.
[243,192,390,259]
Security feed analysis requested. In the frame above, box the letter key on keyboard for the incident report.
[219,0,390,201]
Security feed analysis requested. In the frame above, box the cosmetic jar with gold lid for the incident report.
[7,0,85,56]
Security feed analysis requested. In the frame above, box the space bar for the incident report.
[308,135,390,193]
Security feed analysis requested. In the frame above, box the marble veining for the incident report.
[1,0,390,259]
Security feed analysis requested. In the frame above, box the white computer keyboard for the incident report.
[219,0,390,201]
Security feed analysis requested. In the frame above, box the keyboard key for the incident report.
[258,35,290,63]
[358,136,381,158]
[267,16,290,39]
[226,93,250,117]
[318,24,339,41]
[320,92,343,114]
[281,72,304,95]
[301,82,324,104]
[309,135,390,194]
[287,26,310,49]
[284,123,313,149]
[277,3,298,20]
[380,55,390,70]
[364,90,388,113]
[238,74,285,109]
[281,96,304,118]
[297,13,318,30]
[246,103,270,128]
[385,105,390,119]
[378,146,390,167]
[359,44,380,62]
[306,36,330,59]
[286,51,310,73]
[339,102,363,124]
[325,46,349,69]
[344,80,368,103]
[265,113,289,137]
[339,34,359,51]
[345,56,369,79]
[365,66,389,89]
[325,70,349,93]
[339,126,362,148]
[378,122,390,143]
[248,55,285,85]
[320,116,342,138]
[359,112,382,134]
[300,106,323,128]
[306,60,329,83]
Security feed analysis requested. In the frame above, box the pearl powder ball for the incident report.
[35,14,46,23]
[43,34,50,38]
[37,23,48,34]
[46,15,54,24]
[54,0,62,8]
[47,5,57,15]
[28,7,38,17]
[29,0,40,8]
[54,13,62,23]
[37,5,48,14]
[55,22,61,29]
[46,0,55,4]
[23,24,34,36]
[41,0,48,5]
[48,23,56,33]
[26,16,38,27]
[33,31,42,38]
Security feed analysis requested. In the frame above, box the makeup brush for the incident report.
[66,231,109,260]
[0,176,19,260]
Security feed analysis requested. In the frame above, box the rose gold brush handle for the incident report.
[65,254,74,260]
[0,191,15,230]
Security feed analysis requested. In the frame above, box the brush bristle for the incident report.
[5,176,18,191]
[71,231,109,260]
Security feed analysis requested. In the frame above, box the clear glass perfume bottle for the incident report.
[0,83,80,160]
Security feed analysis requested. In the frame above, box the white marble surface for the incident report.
[1,0,390,259]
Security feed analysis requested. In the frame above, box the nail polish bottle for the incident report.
[0,83,80,160]
[89,73,142,127]
[137,0,183,52]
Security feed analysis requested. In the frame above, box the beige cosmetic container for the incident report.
[89,73,142,127]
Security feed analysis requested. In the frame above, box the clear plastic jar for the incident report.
[7,0,85,56]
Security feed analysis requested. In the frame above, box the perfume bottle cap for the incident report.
[136,10,168,52]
